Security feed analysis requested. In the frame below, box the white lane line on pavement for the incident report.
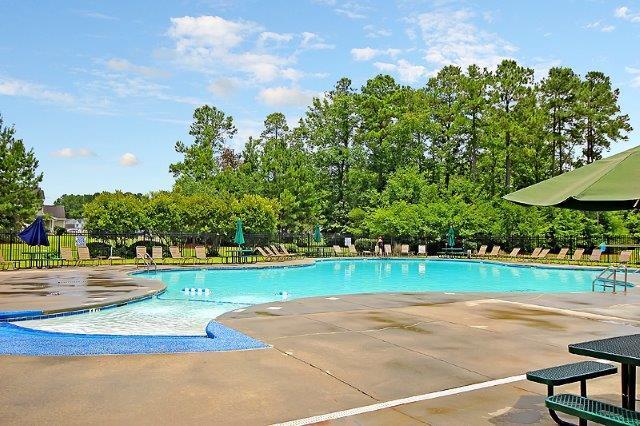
[272,374,526,426]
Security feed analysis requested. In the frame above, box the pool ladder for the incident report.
[140,253,157,273]
[592,265,638,292]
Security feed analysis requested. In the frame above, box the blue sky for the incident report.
[1,0,639,203]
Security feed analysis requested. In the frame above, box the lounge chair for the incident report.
[554,248,569,262]
[536,248,550,260]
[348,244,358,256]
[270,245,295,260]
[506,248,520,259]
[58,247,75,266]
[570,248,585,263]
[264,246,287,260]
[417,245,427,257]
[400,244,412,256]
[587,248,602,264]
[195,245,215,264]
[474,245,488,257]
[76,246,97,266]
[617,250,632,266]
[151,246,165,264]
[135,246,148,266]
[279,244,301,259]
[524,247,541,261]
[256,246,276,262]
[332,245,345,257]
[169,246,194,264]
[384,244,392,256]
[0,254,19,270]
[486,246,501,257]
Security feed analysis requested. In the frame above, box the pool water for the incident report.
[18,259,599,336]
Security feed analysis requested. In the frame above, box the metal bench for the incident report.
[527,361,618,425]
[546,394,640,426]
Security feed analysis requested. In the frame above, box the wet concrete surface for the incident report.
[0,264,639,424]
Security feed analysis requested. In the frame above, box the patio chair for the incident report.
[151,246,165,264]
[270,245,295,260]
[0,254,19,270]
[506,248,520,259]
[255,246,276,262]
[76,246,97,266]
[536,248,550,260]
[400,244,412,256]
[332,245,345,257]
[135,246,148,265]
[279,244,302,259]
[58,247,75,266]
[348,244,359,256]
[474,245,487,257]
[587,248,602,264]
[554,247,569,262]
[417,245,427,257]
[264,246,287,260]
[384,244,392,256]
[570,248,585,263]
[169,246,194,265]
[485,246,501,257]
[194,246,215,264]
[617,250,632,266]
[524,247,542,260]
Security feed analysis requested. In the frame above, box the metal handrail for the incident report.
[140,253,157,273]
[592,265,634,292]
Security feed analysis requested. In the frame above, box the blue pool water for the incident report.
[18,259,599,336]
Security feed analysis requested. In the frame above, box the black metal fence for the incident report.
[1,230,638,267]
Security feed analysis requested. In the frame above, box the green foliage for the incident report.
[83,192,148,234]
[53,193,98,218]
[0,115,43,230]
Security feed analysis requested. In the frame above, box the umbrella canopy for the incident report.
[19,216,49,246]
[313,224,322,243]
[447,226,455,247]
[233,219,245,246]
[503,145,640,211]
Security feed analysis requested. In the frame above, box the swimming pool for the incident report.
[18,259,599,336]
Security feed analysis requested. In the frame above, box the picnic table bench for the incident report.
[528,334,640,425]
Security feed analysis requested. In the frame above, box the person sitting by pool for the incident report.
[377,236,384,256]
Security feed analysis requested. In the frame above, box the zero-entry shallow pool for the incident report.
[17,259,600,336]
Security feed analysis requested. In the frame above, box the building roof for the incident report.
[43,205,66,219]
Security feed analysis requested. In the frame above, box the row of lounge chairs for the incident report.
[333,244,429,257]
[474,245,634,265]
[255,245,301,261]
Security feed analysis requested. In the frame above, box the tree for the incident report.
[576,71,632,164]
[53,193,98,218]
[0,115,43,230]
[170,105,237,185]
[489,60,535,191]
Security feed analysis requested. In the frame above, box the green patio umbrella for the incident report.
[503,145,640,211]
[234,219,245,246]
[313,224,322,243]
[447,226,455,247]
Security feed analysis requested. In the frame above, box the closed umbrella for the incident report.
[503,145,640,211]
[19,216,49,247]
[313,224,322,243]
[234,219,245,247]
[447,226,455,247]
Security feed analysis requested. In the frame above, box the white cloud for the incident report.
[119,153,139,166]
[256,86,318,107]
[105,58,169,78]
[363,24,391,38]
[258,31,294,46]
[585,21,616,32]
[615,6,640,23]
[208,77,240,97]
[300,32,334,50]
[168,15,260,52]
[351,47,401,61]
[626,67,640,87]
[78,11,117,20]
[0,77,75,105]
[334,1,368,19]
[411,9,517,70]
[51,148,95,158]
[374,59,426,83]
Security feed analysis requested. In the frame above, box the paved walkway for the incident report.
[0,262,639,424]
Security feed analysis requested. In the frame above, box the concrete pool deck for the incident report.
[0,260,639,424]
